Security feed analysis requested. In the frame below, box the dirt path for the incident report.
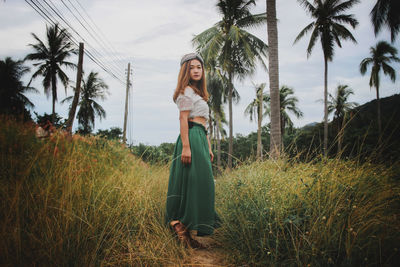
[181,232,232,267]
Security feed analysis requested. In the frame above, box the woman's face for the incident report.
[189,59,202,82]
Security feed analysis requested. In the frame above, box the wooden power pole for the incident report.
[66,42,84,134]
[122,62,131,144]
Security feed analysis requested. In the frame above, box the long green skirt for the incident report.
[165,121,221,236]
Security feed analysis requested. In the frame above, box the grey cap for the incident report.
[180,53,204,66]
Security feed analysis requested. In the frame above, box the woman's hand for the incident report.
[181,145,191,165]
[209,149,214,162]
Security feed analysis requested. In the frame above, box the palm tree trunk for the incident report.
[267,0,281,159]
[51,73,57,124]
[228,72,233,169]
[257,86,263,160]
[216,112,221,170]
[323,56,328,157]
[66,42,84,134]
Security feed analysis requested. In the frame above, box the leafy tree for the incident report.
[327,84,358,153]
[192,0,268,169]
[294,0,359,156]
[62,71,108,135]
[25,23,76,124]
[244,83,268,159]
[359,40,400,137]
[34,112,66,129]
[0,57,37,120]
[96,127,122,141]
[371,0,400,42]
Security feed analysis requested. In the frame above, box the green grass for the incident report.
[214,158,400,266]
[1,116,399,266]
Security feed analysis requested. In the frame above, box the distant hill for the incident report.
[289,94,400,162]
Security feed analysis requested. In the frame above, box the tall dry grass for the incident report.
[214,157,400,266]
[0,116,188,266]
[2,116,400,266]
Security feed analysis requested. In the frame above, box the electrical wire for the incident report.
[26,0,125,84]
[59,0,124,75]
[42,0,124,81]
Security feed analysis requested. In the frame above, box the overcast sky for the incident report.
[1,0,399,145]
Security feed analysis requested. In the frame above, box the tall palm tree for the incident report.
[244,83,268,159]
[265,86,303,149]
[0,57,38,118]
[360,40,400,137]
[62,71,108,134]
[207,70,225,169]
[192,0,268,169]
[327,84,358,153]
[267,0,281,159]
[294,0,359,156]
[25,23,76,124]
[371,0,400,42]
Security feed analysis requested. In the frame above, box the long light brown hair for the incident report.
[173,59,208,102]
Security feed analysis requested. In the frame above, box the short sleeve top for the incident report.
[175,87,209,128]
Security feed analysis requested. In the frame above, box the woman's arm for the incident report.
[206,134,214,162]
[180,110,191,164]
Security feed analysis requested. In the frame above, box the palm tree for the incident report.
[62,71,108,134]
[327,84,358,153]
[25,23,76,124]
[371,0,400,42]
[294,0,359,156]
[360,40,400,138]
[244,83,269,159]
[0,57,38,118]
[265,86,303,150]
[192,0,268,169]
[207,69,226,169]
[206,64,240,169]
[267,0,281,159]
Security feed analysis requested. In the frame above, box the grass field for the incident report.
[1,116,399,266]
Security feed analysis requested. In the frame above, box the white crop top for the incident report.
[175,86,209,128]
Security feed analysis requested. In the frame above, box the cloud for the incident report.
[1,0,399,146]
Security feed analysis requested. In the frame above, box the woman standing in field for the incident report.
[165,53,221,248]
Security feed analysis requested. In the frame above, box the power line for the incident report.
[36,0,124,83]
[71,0,127,64]
[42,0,124,81]
[26,0,125,84]
[65,0,126,67]
[59,0,125,75]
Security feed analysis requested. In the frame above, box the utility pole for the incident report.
[66,42,84,134]
[122,62,131,144]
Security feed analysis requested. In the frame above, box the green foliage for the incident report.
[0,57,36,121]
[34,112,66,129]
[130,142,175,165]
[215,159,400,266]
[95,127,122,141]
[287,94,400,163]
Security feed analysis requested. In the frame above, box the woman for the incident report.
[165,53,221,248]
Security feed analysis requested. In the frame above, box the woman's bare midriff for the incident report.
[188,117,207,129]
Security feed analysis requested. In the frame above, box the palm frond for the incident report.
[293,22,315,44]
